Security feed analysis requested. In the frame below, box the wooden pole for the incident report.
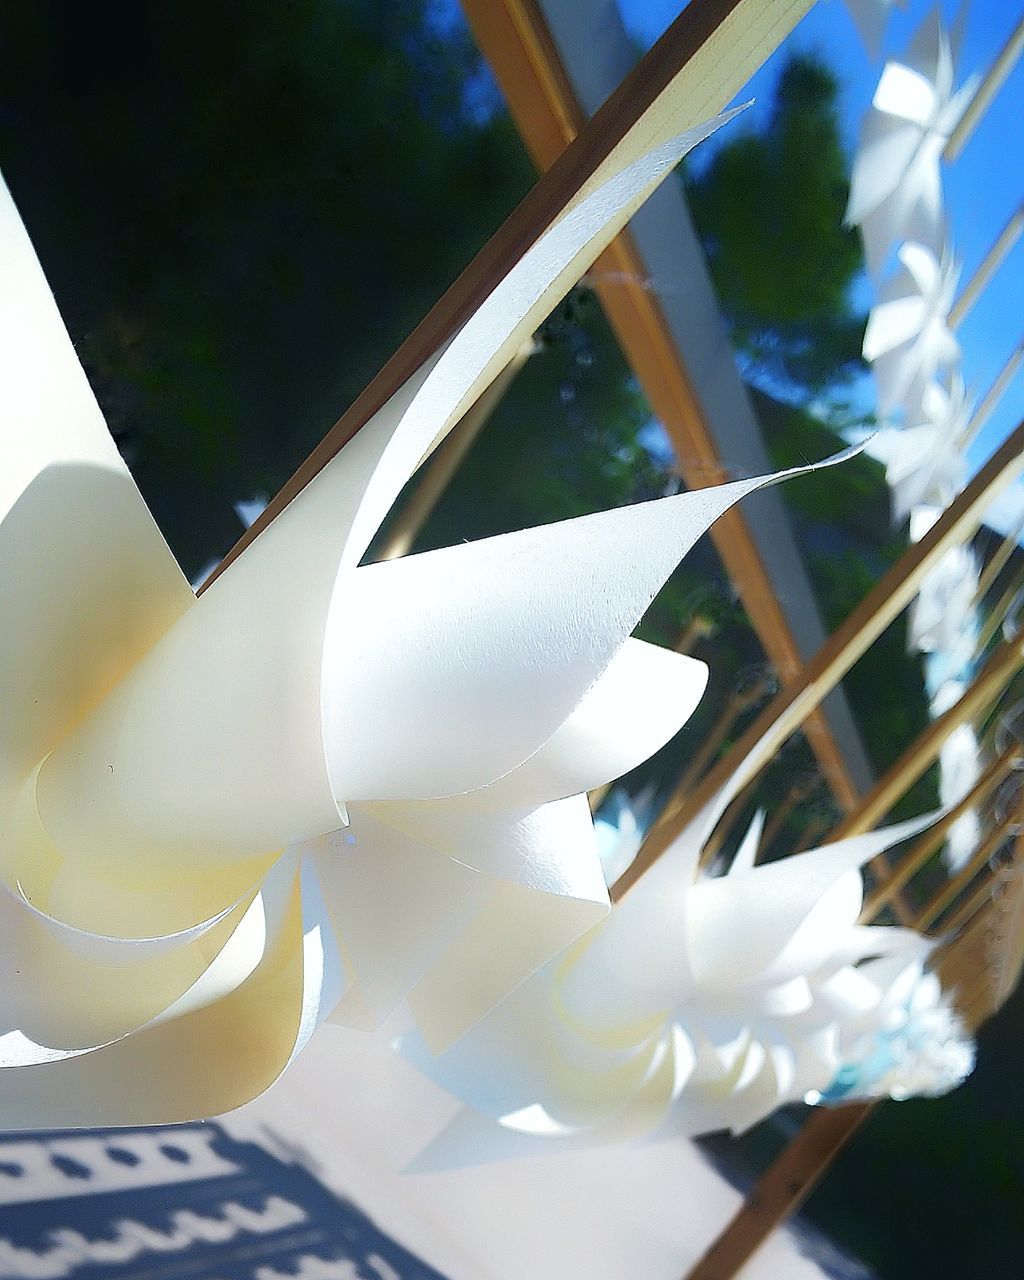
[944,13,1024,163]
[962,344,1023,449]
[756,772,819,859]
[972,511,1024,607]
[201,0,819,592]
[859,744,1018,923]
[949,206,1023,330]
[915,821,1010,932]
[615,417,1024,900]
[977,561,1024,654]
[831,635,1024,843]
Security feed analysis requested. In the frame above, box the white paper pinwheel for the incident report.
[812,954,974,1103]
[879,371,970,524]
[863,242,961,422]
[402,792,951,1165]
[846,8,977,276]
[3,107,856,1128]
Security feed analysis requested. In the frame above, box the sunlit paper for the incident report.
[880,372,970,523]
[402,790,970,1165]
[862,242,960,423]
[846,8,976,276]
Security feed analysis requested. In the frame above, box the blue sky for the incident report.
[617,0,1023,533]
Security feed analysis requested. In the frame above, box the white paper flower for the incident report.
[880,372,970,524]
[863,242,961,422]
[2,112,815,1128]
[403,793,947,1164]
[846,8,976,276]
[813,955,974,1103]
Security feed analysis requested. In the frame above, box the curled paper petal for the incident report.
[0,855,344,1127]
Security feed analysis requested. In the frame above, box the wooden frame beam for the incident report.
[459,0,868,811]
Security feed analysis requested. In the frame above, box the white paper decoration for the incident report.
[863,241,961,422]
[811,954,974,1103]
[881,372,971,523]
[846,7,976,277]
[403,790,969,1164]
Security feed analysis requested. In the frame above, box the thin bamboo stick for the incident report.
[944,14,1024,163]
[977,561,1024,654]
[972,511,1024,607]
[671,672,774,800]
[943,871,998,934]
[375,342,533,561]
[916,821,1010,932]
[962,344,1023,449]
[949,206,1024,330]
[859,744,1018,923]
[675,613,717,655]
[615,417,1024,900]
[831,635,1024,843]
[756,772,819,858]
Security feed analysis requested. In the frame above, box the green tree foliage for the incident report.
[687,54,866,400]
[0,0,535,575]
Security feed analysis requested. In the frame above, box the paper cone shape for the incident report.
[404,788,968,1165]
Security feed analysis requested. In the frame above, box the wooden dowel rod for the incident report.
[962,344,1023,449]
[944,14,1024,163]
[977,561,1024,654]
[972,511,1024,606]
[860,744,1018,922]
[675,614,718,655]
[949,206,1024,330]
[756,773,819,859]
[916,822,1010,932]
[833,635,1024,842]
[943,870,998,934]
[615,417,1024,901]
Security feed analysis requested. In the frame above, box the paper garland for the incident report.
[848,5,991,880]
